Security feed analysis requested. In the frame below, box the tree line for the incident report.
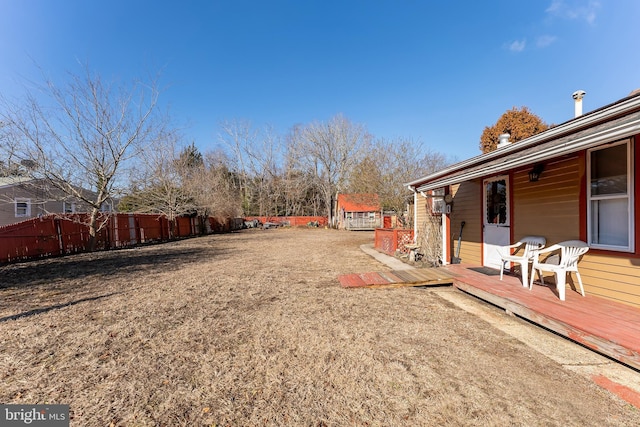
[0,65,452,247]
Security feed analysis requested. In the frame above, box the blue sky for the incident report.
[1,0,639,161]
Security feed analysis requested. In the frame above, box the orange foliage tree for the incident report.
[479,106,549,153]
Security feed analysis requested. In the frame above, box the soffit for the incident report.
[415,110,640,192]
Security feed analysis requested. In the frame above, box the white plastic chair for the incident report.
[497,236,546,287]
[529,240,589,301]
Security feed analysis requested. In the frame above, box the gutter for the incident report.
[405,92,640,189]
[415,112,640,192]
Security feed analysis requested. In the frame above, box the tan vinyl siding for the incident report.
[451,180,481,265]
[512,156,582,243]
[512,154,640,308]
[578,254,640,307]
[415,193,428,238]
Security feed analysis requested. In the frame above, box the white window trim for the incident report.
[63,201,76,214]
[586,139,634,252]
[483,175,510,227]
[15,198,31,218]
[430,188,446,215]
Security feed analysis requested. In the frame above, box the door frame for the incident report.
[482,175,511,268]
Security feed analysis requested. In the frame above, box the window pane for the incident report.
[16,202,28,216]
[485,180,507,224]
[590,144,627,195]
[590,198,629,246]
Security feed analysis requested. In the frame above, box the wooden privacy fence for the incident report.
[0,214,330,264]
[0,213,242,264]
[374,228,414,256]
[242,216,328,227]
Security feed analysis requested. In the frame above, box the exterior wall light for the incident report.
[528,164,544,182]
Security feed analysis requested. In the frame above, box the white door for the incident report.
[483,176,510,269]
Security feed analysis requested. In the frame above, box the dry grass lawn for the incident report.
[1,228,639,426]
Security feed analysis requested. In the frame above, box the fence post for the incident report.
[55,218,65,255]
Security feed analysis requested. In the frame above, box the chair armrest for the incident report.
[497,242,523,256]
[503,242,523,249]
[530,244,561,264]
[531,244,560,256]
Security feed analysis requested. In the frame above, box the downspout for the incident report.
[442,190,450,265]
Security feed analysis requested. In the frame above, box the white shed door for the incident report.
[483,176,510,269]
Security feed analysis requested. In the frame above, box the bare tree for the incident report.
[121,134,198,238]
[120,142,243,233]
[218,120,285,216]
[217,119,257,214]
[348,137,451,218]
[199,150,243,220]
[0,63,162,250]
[287,114,370,225]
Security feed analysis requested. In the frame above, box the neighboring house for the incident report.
[336,193,381,230]
[0,177,113,227]
[406,90,640,308]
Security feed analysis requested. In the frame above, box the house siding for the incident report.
[0,185,46,227]
[0,181,94,227]
[408,95,640,308]
[579,254,640,306]
[451,180,482,265]
[511,154,640,308]
[442,156,640,308]
[415,194,428,238]
[512,156,581,244]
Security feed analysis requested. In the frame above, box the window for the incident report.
[485,179,508,225]
[587,140,634,251]
[63,202,76,213]
[430,188,446,215]
[15,198,31,217]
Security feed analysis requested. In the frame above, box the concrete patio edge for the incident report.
[359,244,415,271]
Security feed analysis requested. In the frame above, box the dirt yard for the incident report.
[1,228,639,426]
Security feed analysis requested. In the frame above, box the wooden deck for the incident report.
[340,263,640,372]
[442,263,640,372]
[338,268,455,289]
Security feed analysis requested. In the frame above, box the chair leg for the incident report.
[556,273,566,301]
[529,268,537,289]
[499,261,504,281]
[531,269,544,288]
[520,262,529,289]
[575,271,585,297]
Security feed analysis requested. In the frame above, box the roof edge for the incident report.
[406,91,640,189]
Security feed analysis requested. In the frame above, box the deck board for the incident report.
[444,264,640,371]
[338,268,455,290]
[338,273,368,288]
[339,263,640,371]
[359,272,391,285]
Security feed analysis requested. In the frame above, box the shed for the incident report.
[336,193,382,230]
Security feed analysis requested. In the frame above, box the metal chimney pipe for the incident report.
[497,133,511,149]
[572,90,586,117]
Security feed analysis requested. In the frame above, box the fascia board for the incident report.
[406,94,640,189]
[415,115,640,192]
